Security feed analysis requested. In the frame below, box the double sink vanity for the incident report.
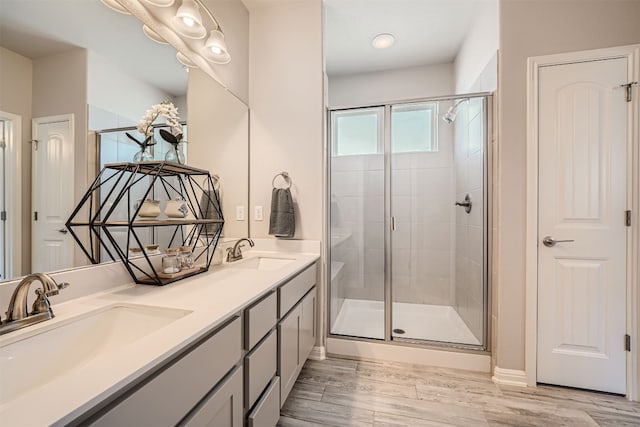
[0,243,319,426]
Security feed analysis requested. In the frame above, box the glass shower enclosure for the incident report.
[328,94,491,350]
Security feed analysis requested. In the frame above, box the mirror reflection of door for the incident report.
[0,119,5,280]
[31,115,75,273]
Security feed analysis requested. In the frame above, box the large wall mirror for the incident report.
[0,0,249,282]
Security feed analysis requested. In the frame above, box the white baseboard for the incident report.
[492,366,528,387]
[309,346,326,361]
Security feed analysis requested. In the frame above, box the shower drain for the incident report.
[393,328,406,335]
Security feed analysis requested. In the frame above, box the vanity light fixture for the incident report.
[142,24,169,44]
[100,0,131,15]
[173,0,206,39]
[103,0,232,67]
[372,33,395,49]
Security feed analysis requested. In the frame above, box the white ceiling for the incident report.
[324,0,479,76]
[0,0,187,96]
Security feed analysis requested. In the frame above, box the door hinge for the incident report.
[627,210,632,227]
[625,334,631,352]
[30,139,38,150]
[34,211,38,221]
[620,82,638,102]
[0,211,6,221]
[0,140,6,150]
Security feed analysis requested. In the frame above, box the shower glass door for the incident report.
[328,95,489,350]
[390,97,486,346]
[329,107,385,339]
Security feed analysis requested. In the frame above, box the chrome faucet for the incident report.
[0,273,69,336]
[226,238,255,262]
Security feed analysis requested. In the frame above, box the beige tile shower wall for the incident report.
[331,154,384,303]
[392,124,455,305]
[454,99,484,342]
[330,125,455,306]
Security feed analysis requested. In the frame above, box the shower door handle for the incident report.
[391,216,396,231]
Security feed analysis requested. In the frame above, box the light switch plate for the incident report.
[255,205,263,221]
[236,206,245,221]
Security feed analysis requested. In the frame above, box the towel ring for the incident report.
[272,172,292,189]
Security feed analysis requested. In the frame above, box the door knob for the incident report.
[58,229,68,234]
[455,194,472,214]
[542,236,574,247]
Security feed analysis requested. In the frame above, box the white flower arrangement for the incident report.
[137,101,183,141]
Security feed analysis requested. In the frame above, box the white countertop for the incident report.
[0,249,319,426]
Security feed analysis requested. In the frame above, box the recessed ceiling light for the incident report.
[372,33,395,49]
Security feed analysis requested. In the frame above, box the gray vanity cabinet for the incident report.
[244,291,280,426]
[181,367,243,427]
[278,302,301,404]
[277,262,317,407]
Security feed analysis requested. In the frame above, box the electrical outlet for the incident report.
[255,205,263,221]
[236,206,245,221]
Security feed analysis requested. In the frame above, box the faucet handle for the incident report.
[32,288,53,315]
[45,280,70,297]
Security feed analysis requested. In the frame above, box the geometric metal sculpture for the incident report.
[66,161,223,285]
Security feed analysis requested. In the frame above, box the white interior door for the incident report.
[32,115,74,273]
[537,58,628,393]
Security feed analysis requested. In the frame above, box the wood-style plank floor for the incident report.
[278,357,640,426]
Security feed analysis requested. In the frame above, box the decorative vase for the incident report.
[165,142,186,164]
[133,148,153,162]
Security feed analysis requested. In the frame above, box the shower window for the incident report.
[332,108,383,156]
[391,102,438,153]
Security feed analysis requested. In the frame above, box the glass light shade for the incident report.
[176,52,197,68]
[205,29,228,56]
[100,0,130,14]
[172,0,206,39]
[202,47,231,64]
[142,25,168,44]
[143,0,175,6]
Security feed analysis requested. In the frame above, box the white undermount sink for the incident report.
[0,303,191,404]
[231,256,295,271]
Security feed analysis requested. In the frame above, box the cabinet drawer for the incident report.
[245,291,277,350]
[248,377,281,427]
[278,263,316,317]
[245,329,277,409]
[180,366,243,427]
[93,316,242,426]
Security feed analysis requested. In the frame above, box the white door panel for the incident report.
[32,117,74,273]
[537,58,627,393]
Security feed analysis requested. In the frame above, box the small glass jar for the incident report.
[179,246,194,270]
[162,248,181,274]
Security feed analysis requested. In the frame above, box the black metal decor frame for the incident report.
[66,161,224,286]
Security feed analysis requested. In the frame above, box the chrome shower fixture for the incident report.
[442,99,467,124]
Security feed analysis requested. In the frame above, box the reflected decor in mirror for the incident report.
[0,0,250,282]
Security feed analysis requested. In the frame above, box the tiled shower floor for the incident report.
[331,299,480,345]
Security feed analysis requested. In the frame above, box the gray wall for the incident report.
[496,0,640,371]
